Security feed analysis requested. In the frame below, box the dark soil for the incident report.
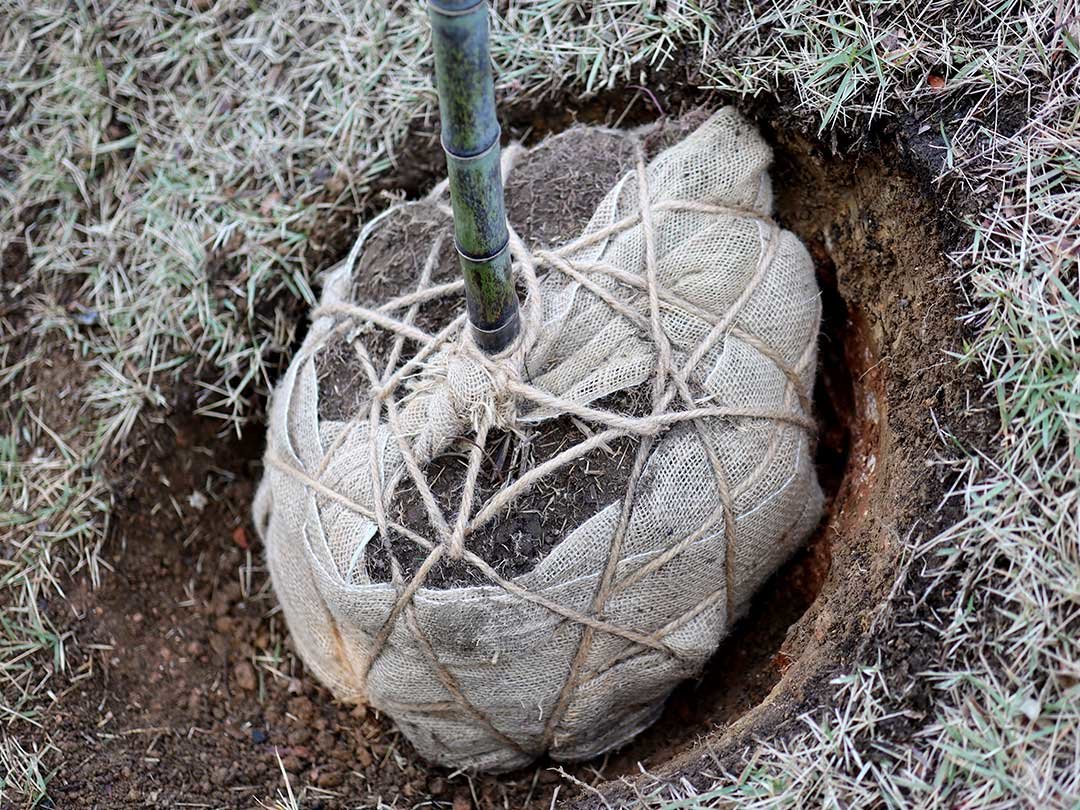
[367,404,643,589]
[7,98,995,808]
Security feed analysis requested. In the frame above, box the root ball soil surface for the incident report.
[26,106,992,808]
[314,120,692,589]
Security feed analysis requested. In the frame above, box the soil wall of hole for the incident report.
[24,104,995,808]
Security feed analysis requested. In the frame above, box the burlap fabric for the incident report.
[254,108,823,771]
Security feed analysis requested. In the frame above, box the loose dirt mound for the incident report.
[26,106,992,808]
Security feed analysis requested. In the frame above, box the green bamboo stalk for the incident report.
[428,0,520,353]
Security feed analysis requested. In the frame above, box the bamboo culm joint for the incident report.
[428,0,520,353]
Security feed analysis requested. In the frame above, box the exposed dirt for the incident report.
[11,101,995,808]
[368,403,643,589]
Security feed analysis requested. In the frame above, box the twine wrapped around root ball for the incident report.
[255,109,823,771]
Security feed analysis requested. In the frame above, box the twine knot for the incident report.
[442,343,521,435]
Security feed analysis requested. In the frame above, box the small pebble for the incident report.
[317,770,344,789]
[355,743,373,769]
[233,660,256,691]
[287,727,311,746]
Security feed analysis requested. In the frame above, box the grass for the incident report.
[0,736,56,807]
[1,0,1077,806]
[258,749,302,810]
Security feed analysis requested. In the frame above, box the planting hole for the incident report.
[48,108,989,807]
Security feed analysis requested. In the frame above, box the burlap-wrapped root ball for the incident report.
[254,109,823,771]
